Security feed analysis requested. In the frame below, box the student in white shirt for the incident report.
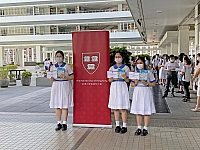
[108,51,130,134]
[49,50,74,131]
[152,54,160,83]
[130,56,156,136]
[162,55,179,98]
[181,56,191,102]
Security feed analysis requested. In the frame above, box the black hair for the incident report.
[136,56,147,69]
[184,56,191,65]
[114,51,123,58]
[197,53,200,57]
[55,50,64,58]
[179,53,185,57]
[114,51,124,64]
[169,55,175,58]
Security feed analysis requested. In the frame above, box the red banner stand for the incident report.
[72,31,111,128]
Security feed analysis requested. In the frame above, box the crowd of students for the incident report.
[48,50,200,136]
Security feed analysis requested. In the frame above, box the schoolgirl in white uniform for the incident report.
[49,50,74,131]
[108,51,130,134]
[159,55,167,86]
[181,56,191,102]
[130,57,156,136]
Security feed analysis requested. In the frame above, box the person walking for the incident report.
[152,54,160,83]
[49,50,74,131]
[108,51,130,134]
[162,55,179,98]
[159,55,167,86]
[130,56,156,136]
[181,56,191,102]
[191,53,200,111]
[176,54,185,94]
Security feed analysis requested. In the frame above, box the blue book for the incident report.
[139,70,148,81]
[57,67,65,78]
[118,68,125,79]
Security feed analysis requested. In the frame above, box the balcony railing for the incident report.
[0,29,137,36]
[0,9,130,17]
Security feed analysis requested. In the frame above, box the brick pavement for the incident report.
[0,69,200,150]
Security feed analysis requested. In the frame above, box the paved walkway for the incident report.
[0,67,200,150]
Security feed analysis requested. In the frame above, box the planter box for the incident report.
[21,76,31,86]
[0,78,9,88]
[36,77,52,87]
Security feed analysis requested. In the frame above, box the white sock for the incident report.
[144,126,148,130]
[123,123,127,128]
[63,121,67,124]
[116,121,120,126]
[138,126,142,129]
[57,121,61,124]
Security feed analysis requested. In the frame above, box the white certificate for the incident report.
[47,71,57,79]
[107,71,118,78]
[129,72,139,80]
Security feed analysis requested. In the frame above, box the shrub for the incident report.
[4,65,18,70]
[0,68,9,79]
[22,71,32,77]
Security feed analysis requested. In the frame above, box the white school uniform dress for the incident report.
[130,70,156,115]
[49,62,74,109]
[108,64,130,109]
[181,65,191,83]
[159,59,167,79]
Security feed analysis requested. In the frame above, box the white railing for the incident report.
[0,29,138,36]
[0,9,130,17]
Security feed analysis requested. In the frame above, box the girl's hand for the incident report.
[60,74,65,79]
[108,77,114,82]
[121,73,127,79]
[134,79,139,85]
[130,82,136,87]
[50,77,55,81]
[141,80,148,86]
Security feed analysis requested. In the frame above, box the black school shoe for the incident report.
[115,126,121,133]
[55,123,62,131]
[135,128,142,135]
[120,127,127,134]
[62,124,67,131]
[141,129,148,136]
[162,95,167,98]
[182,98,191,102]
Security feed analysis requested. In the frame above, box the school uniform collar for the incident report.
[55,62,66,68]
[136,68,148,73]
[113,64,125,69]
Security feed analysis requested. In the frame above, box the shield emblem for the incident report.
[82,52,100,74]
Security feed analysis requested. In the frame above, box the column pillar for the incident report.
[36,45,42,62]
[18,47,24,67]
[118,23,122,31]
[171,43,178,56]
[42,47,48,61]
[178,26,189,55]
[118,4,123,11]
[166,45,171,55]
[0,46,4,66]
